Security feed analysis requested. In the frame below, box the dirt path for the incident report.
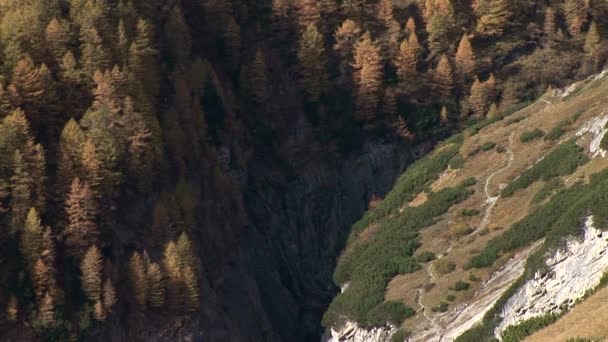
[415,132,516,340]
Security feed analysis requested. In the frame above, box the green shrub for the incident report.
[481,142,496,151]
[461,177,478,187]
[519,129,545,143]
[431,302,449,313]
[544,127,564,141]
[416,251,437,263]
[496,145,507,153]
[501,141,588,197]
[469,273,481,282]
[450,154,465,169]
[435,259,456,275]
[479,228,490,236]
[450,223,474,238]
[460,208,481,217]
[391,328,411,342]
[500,313,560,342]
[505,116,526,126]
[453,281,470,291]
[447,294,456,301]
[366,301,416,327]
[532,179,563,204]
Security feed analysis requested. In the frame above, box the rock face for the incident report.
[323,321,397,342]
[496,216,608,338]
[212,141,415,341]
[576,114,608,158]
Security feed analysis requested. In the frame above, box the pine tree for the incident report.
[6,295,17,322]
[117,19,129,61]
[57,119,85,197]
[30,144,46,214]
[393,116,414,141]
[21,208,44,270]
[298,24,327,102]
[405,17,417,36]
[64,178,99,257]
[147,262,165,308]
[80,26,111,76]
[129,18,159,96]
[10,57,48,126]
[585,21,601,55]
[476,0,512,36]
[455,34,476,79]
[353,33,383,123]
[378,0,395,25]
[483,73,497,103]
[183,266,199,312]
[81,245,103,302]
[296,0,321,31]
[81,140,103,189]
[469,76,487,116]
[395,32,421,82]
[564,0,588,35]
[38,292,55,327]
[129,251,148,307]
[103,279,117,312]
[433,54,454,100]
[94,300,105,321]
[427,12,452,52]
[333,19,362,60]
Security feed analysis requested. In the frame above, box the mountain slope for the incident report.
[325,71,608,341]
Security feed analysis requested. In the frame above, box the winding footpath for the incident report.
[416,132,516,340]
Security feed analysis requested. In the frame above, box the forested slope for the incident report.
[0,0,606,341]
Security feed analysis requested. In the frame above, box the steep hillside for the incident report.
[325,71,608,341]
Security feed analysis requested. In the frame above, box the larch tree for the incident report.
[45,18,70,61]
[57,119,85,197]
[426,0,455,52]
[20,207,44,270]
[94,300,106,321]
[30,144,46,215]
[564,0,588,35]
[32,258,49,303]
[469,76,487,116]
[163,240,182,311]
[455,34,476,80]
[544,7,557,38]
[333,19,362,79]
[165,5,192,67]
[433,54,455,101]
[81,245,103,302]
[395,32,421,82]
[482,73,497,104]
[129,251,148,308]
[476,0,512,36]
[183,266,200,312]
[6,295,17,322]
[499,79,519,112]
[10,57,48,127]
[584,21,601,55]
[298,24,328,103]
[64,178,99,258]
[440,106,449,125]
[129,18,160,97]
[393,116,414,141]
[81,140,103,190]
[10,150,33,233]
[296,0,321,31]
[405,17,417,36]
[103,279,117,312]
[486,102,499,119]
[147,262,165,308]
[80,26,111,76]
[37,293,55,327]
[353,33,383,124]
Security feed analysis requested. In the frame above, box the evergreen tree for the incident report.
[6,295,17,322]
[10,57,51,127]
[21,207,44,270]
[81,140,103,189]
[483,73,497,103]
[499,78,519,111]
[103,279,117,312]
[38,292,55,327]
[395,32,421,82]
[163,240,182,311]
[129,251,148,308]
[405,17,417,36]
[382,88,398,117]
[476,0,512,36]
[147,262,165,308]
[469,76,487,116]
[393,116,414,141]
[440,106,449,125]
[564,0,588,35]
[45,18,70,61]
[353,33,383,123]
[81,245,103,302]
[64,178,99,258]
[544,7,557,38]
[32,258,49,303]
[584,21,601,55]
[296,0,321,31]
[94,300,105,321]
[455,34,476,80]
[433,54,454,100]
[486,102,499,119]
[10,150,33,233]
[334,19,362,60]
[80,26,111,76]
[298,24,327,102]
[57,119,85,197]
[129,19,159,96]
[183,266,199,312]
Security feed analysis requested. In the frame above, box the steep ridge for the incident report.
[325,71,608,342]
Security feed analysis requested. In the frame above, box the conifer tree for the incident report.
[469,76,487,116]
[393,116,414,141]
[486,102,499,119]
[427,12,452,52]
[353,33,383,123]
[440,106,449,125]
[544,7,557,38]
[455,34,476,80]
[57,119,85,197]
[248,49,268,106]
[382,88,398,117]
[117,19,129,61]
[129,19,159,96]
[6,295,17,322]
[81,245,103,302]
[10,150,33,233]
[32,258,50,303]
[38,293,55,327]
[147,262,165,308]
[333,19,362,60]
[476,0,512,36]
[406,17,417,36]
[30,144,46,214]
[129,251,148,307]
[163,240,182,311]
[298,24,327,102]
[183,266,199,312]
[103,279,117,312]
[584,21,601,55]
[45,18,70,61]
[224,16,241,69]
[395,32,421,82]
[483,73,497,103]
[81,140,103,189]
[433,54,454,100]
[10,57,48,126]
[21,208,44,270]
[499,78,519,111]
[94,300,105,321]
[296,0,321,31]
[80,26,111,76]
[564,0,587,35]
[64,178,99,257]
